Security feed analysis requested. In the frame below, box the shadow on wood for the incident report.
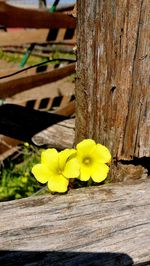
[0,250,133,266]
[0,104,69,142]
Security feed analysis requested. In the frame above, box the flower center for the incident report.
[83,157,91,165]
[57,168,62,175]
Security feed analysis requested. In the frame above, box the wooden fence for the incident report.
[0,1,76,160]
[0,2,149,266]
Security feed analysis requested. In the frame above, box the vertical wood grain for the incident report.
[76,0,150,160]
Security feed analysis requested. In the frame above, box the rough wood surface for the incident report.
[0,2,76,29]
[32,118,75,149]
[0,181,150,265]
[76,0,150,159]
[0,64,54,82]
[5,81,74,107]
[0,63,75,98]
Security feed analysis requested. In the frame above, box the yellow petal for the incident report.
[63,158,80,178]
[91,163,109,183]
[96,144,111,163]
[77,139,96,154]
[79,165,91,181]
[48,174,69,193]
[59,149,77,171]
[41,148,58,171]
[76,139,97,163]
[32,164,50,184]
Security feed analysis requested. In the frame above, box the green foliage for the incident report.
[0,49,45,66]
[0,49,76,67]
[0,144,43,202]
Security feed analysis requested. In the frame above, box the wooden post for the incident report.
[76,0,150,177]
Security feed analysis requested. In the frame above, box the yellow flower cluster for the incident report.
[32,139,111,193]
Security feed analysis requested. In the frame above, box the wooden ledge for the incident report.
[0,180,150,265]
[32,118,75,149]
[0,2,76,29]
[0,63,76,98]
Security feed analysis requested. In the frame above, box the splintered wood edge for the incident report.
[0,180,149,265]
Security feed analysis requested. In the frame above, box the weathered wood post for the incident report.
[76,0,150,178]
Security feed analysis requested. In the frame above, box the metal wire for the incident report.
[0,58,76,80]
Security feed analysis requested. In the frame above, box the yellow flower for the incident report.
[76,139,111,182]
[32,148,79,193]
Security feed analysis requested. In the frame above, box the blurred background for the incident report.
[7,0,76,8]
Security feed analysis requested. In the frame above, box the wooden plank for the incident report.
[0,63,76,98]
[0,59,75,82]
[0,135,21,161]
[55,100,75,116]
[55,4,75,12]
[0,2,76,29]
[0,135,20,153]
[2,45,75,54]
[0,30,76,46]
[0,64,54,81]
[5,78,75,106]
[0,181,149,265]
[32,118,75,149]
